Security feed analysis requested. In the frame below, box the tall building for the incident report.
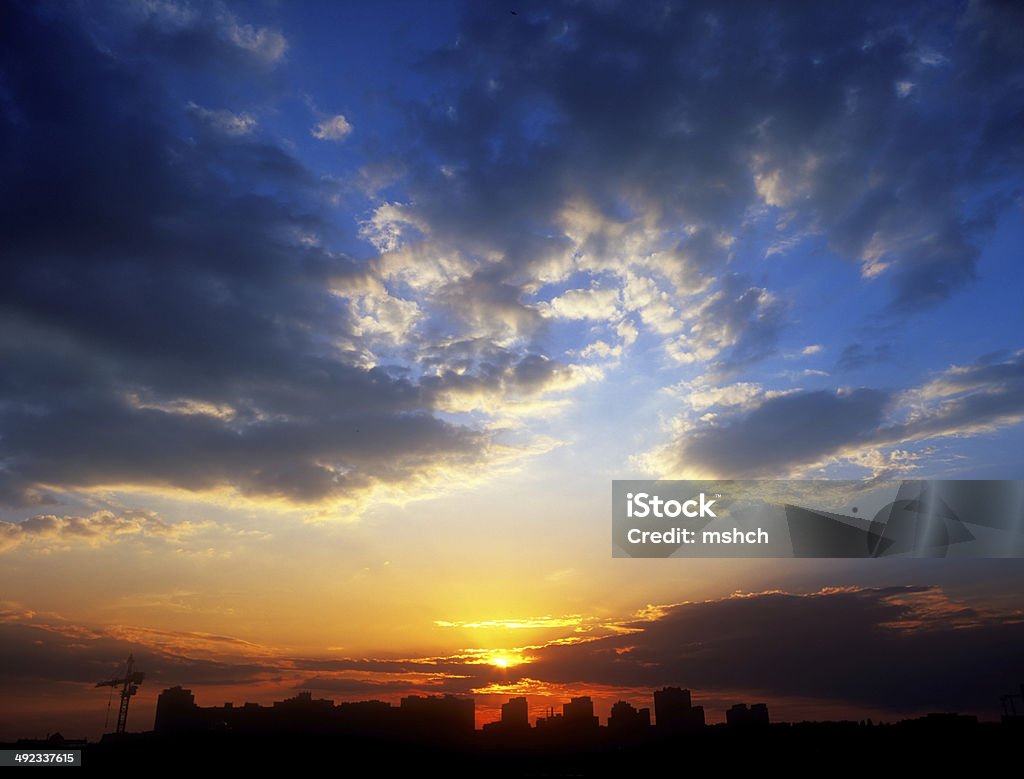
[727,703,749,725]
[154,686,198,733]
[654,687,705,730]
[727,702,770,726]
[562,696,599,729]
[501,697,529,728]
[608,700,651,731]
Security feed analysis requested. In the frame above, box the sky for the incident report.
[1,0,1023,740]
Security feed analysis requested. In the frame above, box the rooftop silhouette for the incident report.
[151,684,761,739]
[6,682,1021,772]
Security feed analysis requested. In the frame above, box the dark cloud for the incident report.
[676,388,890,476]
[388,0,1022,307]
[5,586,1019,718]
[297,677,433,696]
[286,657,479,677]
[126,1,289,71]
[522,586,1024,715]
[696,274,787,373]
[667,351,1024,477]
[920,349,1024,391]
[344,0,1024,397]
[0,4,492,507]
[0,611,490,698]
[2,1,1022,506]
[0,617,270,688]
[893,350,1024,443]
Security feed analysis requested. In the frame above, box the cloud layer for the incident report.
[0,510,203,554]
[0,4,520,508]
[1,1,1022,510]
[3,585,1020,721]
[649,351,1024,478]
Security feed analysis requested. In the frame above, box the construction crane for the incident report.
[96,654,145,735]
[1000,683,1024,718]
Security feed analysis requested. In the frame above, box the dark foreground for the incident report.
[6,719,1022,775]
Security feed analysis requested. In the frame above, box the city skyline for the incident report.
[15,683,1017,774]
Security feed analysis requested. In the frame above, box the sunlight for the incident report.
[485,651,528,669]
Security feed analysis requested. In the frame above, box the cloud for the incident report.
[311,115,353,141]
[519,586,1024,715]
[677,382,774,414]
[0,5,513,509]
[0,608,268,687]
[2,2,1022,509]
[670,274,787,372]
[0,608,492,701]
[434,616,583,630]
[0,510,205,554]
[4,586,1020,720]
[419,349,599,418]
[294,677,437,695]
[539,286,620,320]
[368,0,1023,336]
[222,20,287,64]
[130,0,287,68]
[337,0,1024,419]
[647,351,1024,478]
[672,388,891,477]
[186,102,257,136]
[892,350,1024,442]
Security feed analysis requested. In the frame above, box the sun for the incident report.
[485,652,527,669]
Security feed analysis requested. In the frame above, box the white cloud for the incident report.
[186,102,256,136]
[539,287,620,320]
[580,340,620,359]
[359,202,428,253]
[224,21,287,64]
[621,272,681,335]
[895,80,915,98]
[348,290,423,347]
[684,382,767,412]
[312,115,353,141]
[133,2,287,65]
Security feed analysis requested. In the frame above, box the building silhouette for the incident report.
[502,696,529,728]
[562,696,599,729]
[153,686,197,733]
[7,668,1022,776]
[608,700,651,732]
[483,696,531,733]
[726,702,770,726]
[153,687,474,738]
[654,687,705,730]
[144,684,1022,756]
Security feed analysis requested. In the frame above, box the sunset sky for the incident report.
[2,0,1023,741]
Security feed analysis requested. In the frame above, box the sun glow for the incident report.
[485,651,528,669]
